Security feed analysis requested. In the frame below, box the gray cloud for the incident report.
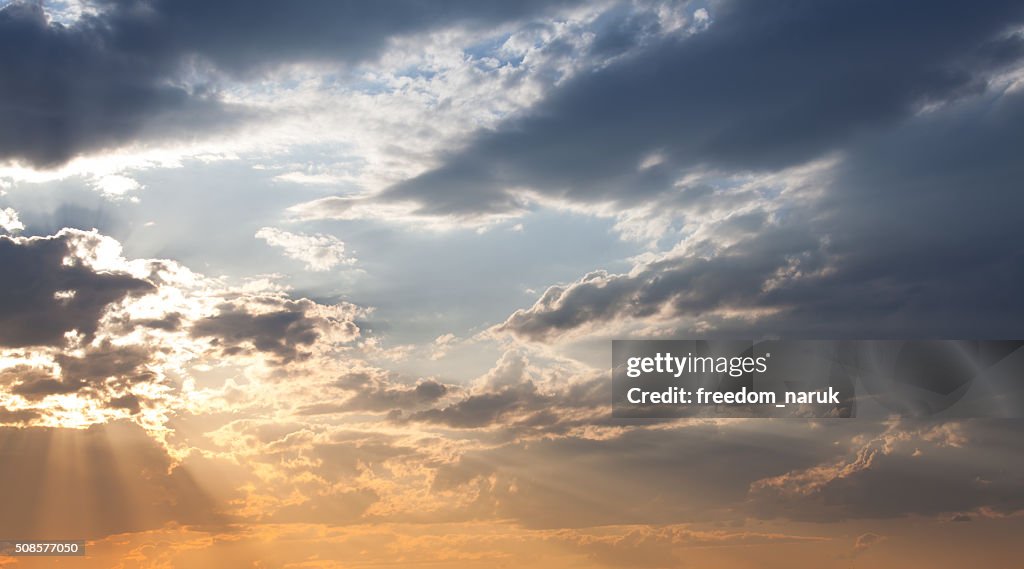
[10,376,81,400]
[0,406,39,425]
[297,370,449,415]
[496,216,827,340]
[383,0,1024,215]
[346,0,1024,343]
[0,2,237,167]
[497,84,1024,341]
[424,419,1024,528]
[430,422,847,528]
[402,352,609,436]
[0,230,153,348]
[409,383,547,429]
[0,0,581,166]
[191,301,319,362]
[748,421,1024,522]
[191,299,358,363]
[0,226,366,424]
[103,0,583,74]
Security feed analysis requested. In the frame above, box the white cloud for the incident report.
[91,174,143,198]
[0,226,367,431]
[0,207,24,233]
[255,227,355,271]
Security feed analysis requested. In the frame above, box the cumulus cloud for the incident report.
[0,227,364,428]
[0,229,154,347]
[192,301,315,362]
[495,219,829,341]
[255,227,354,271]
[0,207,23,233]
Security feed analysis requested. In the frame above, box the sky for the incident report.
[1,0,1023,567]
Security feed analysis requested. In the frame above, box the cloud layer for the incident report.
[0,0,583,167]
[2,1,1024,566]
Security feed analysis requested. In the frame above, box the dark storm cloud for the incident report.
[367,0,1024,342]
[107,392,142,413]
[0,230,153,348]
[0,366,66,400]
[383,0,1024,215]
[292,354,611,435]
[0,0,580,167]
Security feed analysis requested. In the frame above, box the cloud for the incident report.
[0,226,365,428]
[255,227,354,271]
[747,421,1024,522]
[379,0,1024,217]
[0,0,583,167]
[495,218,827,341]
[0,1,239,168]
[428,421,846,528]
[403,351,608,434]
[0,229,154,348]
[0,406,39,425]
[557,526,827,568]
[191,298,361,364]
[90,174,143,198]
[3,343,155,407]
[494,82,1024,341]
[298,369,448,415]
[2,3,1023,562]
[0,207,23,233]
[851,532,885,558]
[103,0,585,74]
